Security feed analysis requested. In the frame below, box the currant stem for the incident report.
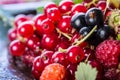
[86,0,98,8]
[58,47,67,53]
[56,28,72,40]
[75,25,97,46]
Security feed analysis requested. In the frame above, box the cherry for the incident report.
[26,34,41,51]
[14,14,28,28]
[17,21,34,38]
[58,0,74,14]
[47,7,61,22]
[8,28,17,41]
[41,34,58,51]
[71,4,87,16]
[58,16,72,33]
[66,45,85,63]
[97,1,106,11]
[9,40,26,56]
[44,2,57,15]
[52,51,68,67]
[37,18,55,34]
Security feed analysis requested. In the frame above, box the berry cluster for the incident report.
[8,0,120,80]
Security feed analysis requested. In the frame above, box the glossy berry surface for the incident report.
[26,34,41,51]
[14,14,28,28]
[71,13,86,30]
[97,1,106,11]
[66,46,85,63]
[79,27,91,37]
[71,4,87,15]
[8,28,17,41]
[85,8,104,26]
[52,51,68,67]
[44,2,57,15]
[37,18,55,34]
[58,16,72,33]
[17,21,34,38]
[41,34,58,50]
[58,0,74,14]
[47,7,61,22]
[9,40,26,56]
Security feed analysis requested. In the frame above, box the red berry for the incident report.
[40,51,54,65]
[97,1,106,11]
[40,63,66,80]
[32,67,41,80]
[9,40,26,56]
[58,0,74,14]
[33,56,46,72]
[52,51,68,67]
[58,16,72,33]
[44,2,57,15]
[47,7,61,22]
[8,28,17,41]
[34,14,47,35]
[71,4,87,15]
[37,18,55,34]
[66,46,85,63]
[41,34,58,50]
[17,21,34,38]
[26,34,41,51]
[96,40,120,68]
[14,14,28,28]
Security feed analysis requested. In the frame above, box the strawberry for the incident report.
[40,63,66,80]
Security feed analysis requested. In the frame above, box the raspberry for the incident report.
[96,40,120,68]
[40,63,66,80]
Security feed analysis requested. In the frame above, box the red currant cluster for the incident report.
[8,0,120,80]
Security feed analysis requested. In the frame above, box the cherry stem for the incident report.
[86,0,98,8]
[56,28,72,40]
[74,25,97,46]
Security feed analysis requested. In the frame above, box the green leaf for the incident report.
[73,0,83,4]
[75,62,98,80]
[52,0,61,5]
[37,6,44,14]
[116,34,120,40]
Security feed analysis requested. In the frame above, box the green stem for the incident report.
[75,25,97,46]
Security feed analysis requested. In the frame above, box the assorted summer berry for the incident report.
[8,0,120,80]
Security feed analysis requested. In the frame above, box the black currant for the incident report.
[71,13,86,31]
[85,8,104,27]
[79,27,91,37]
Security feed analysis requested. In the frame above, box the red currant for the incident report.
[8,28,17,41]
[9,40,26,56]
[52,51,68,67]
[97,1,106,11]
[17,21,34,38]
[26,34,41,51]
[66,45,85,63]
[14,14,28,28]
[58,16,72,33]
[37,18,55,34]
[44,2,57,15]
[32,67,41,80]
[58,0,74,14]
[47,7,61,22]
[41,34,58,50]
[71,4,87,15]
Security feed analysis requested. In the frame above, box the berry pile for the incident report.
[8,0,120,80]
